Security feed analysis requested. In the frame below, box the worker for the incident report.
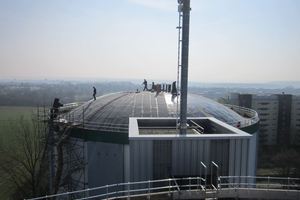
[142,79,148,91]
[50,98,63,119]
[151,82,155,92]
[93,86,97,101]
[171,81,177,96]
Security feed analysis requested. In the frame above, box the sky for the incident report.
[0,0,300,83]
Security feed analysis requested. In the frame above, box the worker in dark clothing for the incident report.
[151,82,155,91]
[50,98,63,119]
[93,86,97,101]
[142,79,148,91]
[171,81,177,96]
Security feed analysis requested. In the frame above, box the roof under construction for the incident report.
[63,91,255,131]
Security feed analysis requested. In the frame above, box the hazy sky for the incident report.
[0,0,300,83]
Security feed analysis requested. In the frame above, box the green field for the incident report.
[0,106,36,143]
[0,106,35,120]
[0,106,37,199]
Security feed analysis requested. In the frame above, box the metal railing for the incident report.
[66,120,128,133]
[223,104,259,128]
[25,175,300,200]
[26,177,206,200]
[59,102,83,113]
[219,176,300,190]
[54,118,128,134]
[52,106,129,134]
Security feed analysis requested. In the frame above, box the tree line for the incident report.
[0,81,139,106]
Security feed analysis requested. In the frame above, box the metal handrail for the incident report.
[25,177,206,200]
[211,161,219,190]
[50,102,130,134]
[200,161,207,198]
[26,176,300,200]
[220,176,300,181]
[224,104,259,120]
[59,102,83,112]
[54,119,129,133]
[223,104,259,128]
[219,176,300,190]
[172,176,181,192]
[67,120,128,127]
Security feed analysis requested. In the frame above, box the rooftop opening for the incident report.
[134,118,243,136]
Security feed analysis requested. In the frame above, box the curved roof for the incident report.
[66,91,246,128]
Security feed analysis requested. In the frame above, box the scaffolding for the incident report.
[38,103,87,196]
[44,102,129,197]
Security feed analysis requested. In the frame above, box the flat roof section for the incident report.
[129,117,251,140]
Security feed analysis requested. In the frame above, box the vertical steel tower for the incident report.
[179,0,191,134]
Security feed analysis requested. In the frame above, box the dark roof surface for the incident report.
[66,91,245,128]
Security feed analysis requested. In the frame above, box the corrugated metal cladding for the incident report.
[153,141,172,179]
[130,140,153,182]
[129,137,254,182]
[87,142,124,188]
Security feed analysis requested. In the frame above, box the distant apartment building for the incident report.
[230,93,300,146]
[291,95,300,145]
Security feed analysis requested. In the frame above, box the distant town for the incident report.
[2,79,300,106]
